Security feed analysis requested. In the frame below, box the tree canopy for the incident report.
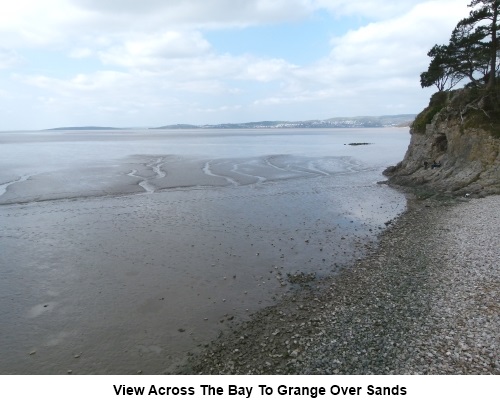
[420,0,499,91]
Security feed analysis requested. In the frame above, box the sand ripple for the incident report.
[0,154,368,205]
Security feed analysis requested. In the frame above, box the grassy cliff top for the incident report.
[412,84,500,137]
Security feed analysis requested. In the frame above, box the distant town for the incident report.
[47,114,415,131]
[153,114,415,129]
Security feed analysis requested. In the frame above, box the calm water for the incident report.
[0,127,408,185]
[0,128,410,374]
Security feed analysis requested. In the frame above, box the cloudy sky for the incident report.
[0,0,470,130]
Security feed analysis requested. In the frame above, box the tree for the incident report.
[460,0,499,89]
[450,19,490,84]
[420,45,464,91]
[420,0,499,90]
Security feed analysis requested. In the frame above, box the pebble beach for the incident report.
[184,195,500,374]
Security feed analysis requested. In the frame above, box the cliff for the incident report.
[384,86,500,197]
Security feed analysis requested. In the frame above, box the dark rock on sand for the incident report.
[180,196,500,374]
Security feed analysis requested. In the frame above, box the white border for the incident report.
[1,375,498,404]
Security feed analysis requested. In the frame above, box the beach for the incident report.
[0,128,409,374]
[185,194,500,374]
[1,128,497,375]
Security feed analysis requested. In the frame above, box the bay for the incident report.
[0,128,410,374]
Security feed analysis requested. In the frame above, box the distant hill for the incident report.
[153,114,415,130]
[46,115,416,132]
[46,126,122,131]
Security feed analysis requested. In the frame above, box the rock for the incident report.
[385,89,500,196]
[181,196,500,376]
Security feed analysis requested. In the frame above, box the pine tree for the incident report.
[420,0,499,90]
[463,0,499,89]
[419,45,464,90]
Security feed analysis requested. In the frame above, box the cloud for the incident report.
[326,1,468,80]
[0,0,313,50]
[1,0,474,128]
[196,104,243,113]
[312,0,427,19]
[69,48,93,59]
[99,31,212,68]
[0,48,21,69]
[11,69,187,127]
[71,0,314,28]
[21,70,132,94]
[239,59,298,82]
[0,0,89,47]
[252,0,469,107]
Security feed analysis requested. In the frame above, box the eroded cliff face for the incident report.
[385,89,500,197]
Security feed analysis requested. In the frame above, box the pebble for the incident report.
[183,196,500,375]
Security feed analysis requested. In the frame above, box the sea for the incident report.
[0,127,410,374]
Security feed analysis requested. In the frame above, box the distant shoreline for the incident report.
[43,115,415,132]
[45,126,122,131]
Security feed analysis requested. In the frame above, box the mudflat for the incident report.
[0,149,406,374]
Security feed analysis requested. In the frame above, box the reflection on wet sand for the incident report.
[0,154,368,205]
[0,153,405,374]
[0,126,413,374]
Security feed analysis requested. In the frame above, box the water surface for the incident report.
[0,128,409,374]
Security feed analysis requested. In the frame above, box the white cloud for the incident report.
[0,48,21,69]
[19,71,133,97]
[0,0,316,54]
[239,59,298,82]
[0,0,475,128]
[172,79,244,95]
[69,48,93,58]
[196,104,243,113]
[0,0,90,47]
[312,0,427,19]
[99,31,212,68]
[10,69,187,128]
[251,0,469,108]
[71,0,314,28]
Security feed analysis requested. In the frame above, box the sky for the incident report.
[0,0,471,130]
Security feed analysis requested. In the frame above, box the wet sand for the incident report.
[185,195,500,375]
[0,153,405,374]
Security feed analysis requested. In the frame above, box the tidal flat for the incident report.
[0,128,409,374]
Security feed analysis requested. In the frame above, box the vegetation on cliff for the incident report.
[385,1,500,197]
[412,91,451,133]
[385,88,499,196]
[415,0,500,137]
[420,0,499,91]
[412,84,500,137]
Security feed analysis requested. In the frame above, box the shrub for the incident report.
[412,91,450,133]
